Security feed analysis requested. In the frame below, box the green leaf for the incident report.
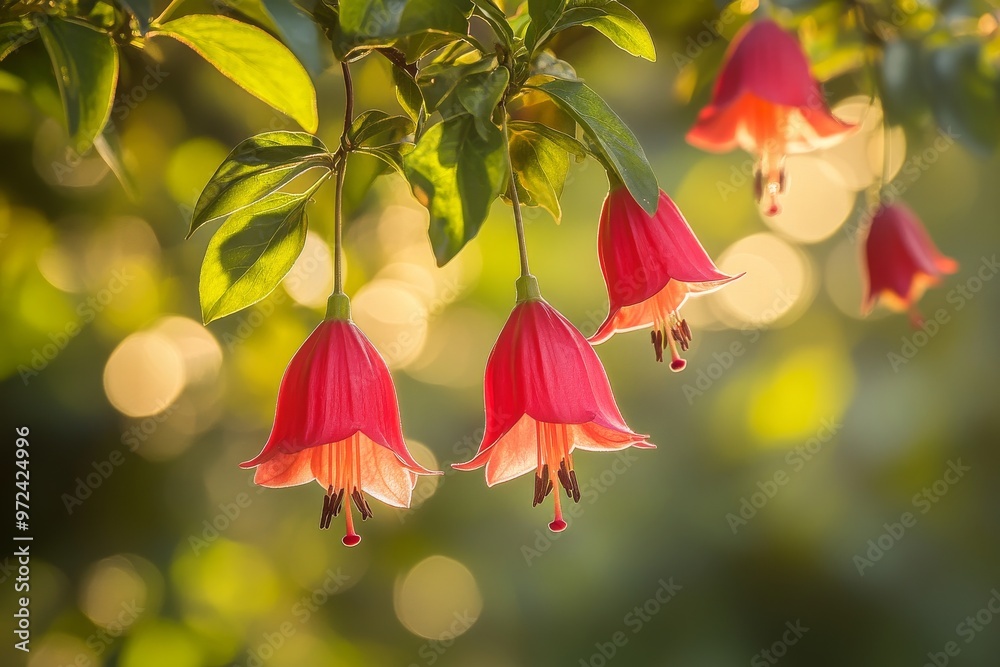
[0,21,33,61]
[348,111,415,175]
[149,15,318,132]
[333,0,473,60]
[471,0,514,49]
[531,77,657,214]
[551,0,655,61]
[94,129,138,199]
[418,55,496,113]
[508,119,586,157]
[392,66,424,122]
[38,18,119,154]
[527,0,566,51]
[404,114,507,266]
[199,190,315,323]
[190,131,331,237]
[457,67,508,139]
[392,31,464,63]
[224,0,325,73]
[348,110,414,146]
[356,144,413,175]
[506,122,582,222]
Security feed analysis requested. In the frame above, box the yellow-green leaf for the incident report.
[199,189,316,323]
[38,18,119,154]
[531,77,658,214]
[149,15,317,132]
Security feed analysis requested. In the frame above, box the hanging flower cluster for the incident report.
[176,3,960,545]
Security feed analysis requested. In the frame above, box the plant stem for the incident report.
[500,107,531,278]
[341,61,354,148]
[880,106,892,194]
[333,162,346,295]
[333,61,355,296]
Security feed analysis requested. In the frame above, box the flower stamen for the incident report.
[316,434,368,546]
[533,423,580,532]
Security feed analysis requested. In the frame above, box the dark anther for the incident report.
[569,470,581,503]
[352,489,374,520]
[320,485,335,530]
[331,488,345,517]
[652,329,664,362]
[556,461,571,496]
[681,319,692,342]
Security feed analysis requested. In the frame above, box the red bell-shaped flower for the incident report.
[686,19,854,215]
[453,276,654,532]
[862,203,957,325]
[589,188,740,371]
[241,294,437,547]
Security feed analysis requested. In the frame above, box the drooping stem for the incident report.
[333,61,355,297]
[333,161,346,295]
[500,107,531,279]
[341,61,355,143]
[853,1,890,212]
[880,109,892,193]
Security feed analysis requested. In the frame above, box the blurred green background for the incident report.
[3,1,1000,666]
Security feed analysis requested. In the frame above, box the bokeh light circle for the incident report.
[395,556,482,640]
[103,332,184,416]
[405,440,441,509]
[283,231,335,308]
[713,233,814,328]
[763,156,855,243]
[79,555,149,630]
[352,280,428,369]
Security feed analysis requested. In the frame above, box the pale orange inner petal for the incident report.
[252,434,417,508]
[483,415,650,487]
